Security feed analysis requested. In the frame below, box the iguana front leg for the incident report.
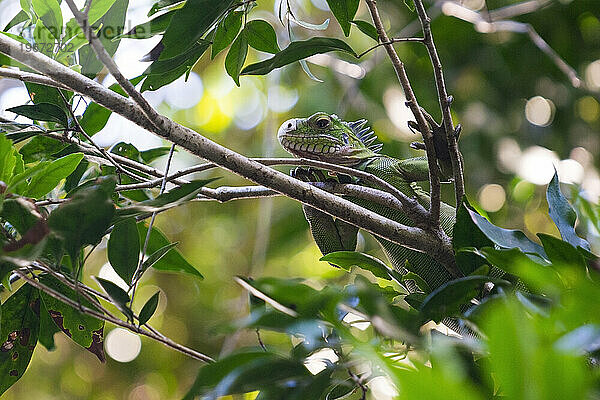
[292,167,358,254]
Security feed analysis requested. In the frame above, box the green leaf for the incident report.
[137,223,203,279]
[546,171,590,250]
[537,233,587,270]
[110,142,140,161]
[79,0,129,78]
[141,40,210,92]
[108,218,140,284]
[140,147,174,163]
[225,31,248,86]
[467,207,546,257]
[38,298,60,351]
[420,275,510,322]
[24,153,84,198]
[184,351,311,400]
[140,242,178,277]
[453,200,493,275]
[138,291,160,326]
[4,10,29,31]
[211,11,242,58]
[159,0,235,59]
[475,247,563,292]
[245,20,280,54]
[18,135,68,163]
[38,275,105,361]
[0,284,40,395]
[326,0,360,36]
[0,133,17,184]
[148,0,183,16]
[94,277,133,320]
[31,0,63,40]
[6,103,68,126]
[320,251,403,283]
[47,176,117,260]
[241,37,357,76]
[115,9,174,40]
[351,20,378,41]
[115,179,216,219]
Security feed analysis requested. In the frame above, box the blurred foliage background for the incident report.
[0,0,599,398]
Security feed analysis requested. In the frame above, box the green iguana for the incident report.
[277,112,458,293]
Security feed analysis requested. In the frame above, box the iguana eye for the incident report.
[315,117,331,129]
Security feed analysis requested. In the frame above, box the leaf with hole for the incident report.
[0,284,40,395]
[38,275,105,361]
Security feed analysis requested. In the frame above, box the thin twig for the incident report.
[15,269,214,363]
[357,37,424,58]
[365,0,443,227]
[130,144,177,305]
[0,67,71,90]
[64,0,164,132]
[413,0,465,207]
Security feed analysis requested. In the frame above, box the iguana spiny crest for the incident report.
[278,112,383,166]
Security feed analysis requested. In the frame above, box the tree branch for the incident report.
[413,0,465,208]
[0,32,456,269]
[365,0,443,228]
[14,269,214,363]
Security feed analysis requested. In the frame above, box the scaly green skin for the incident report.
[278,112,456,291]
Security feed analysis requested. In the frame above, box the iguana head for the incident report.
[277,112,382,165]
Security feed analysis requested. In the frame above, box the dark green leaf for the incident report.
[47,176,117,260]
[546,171,590,250]
[19,135,68,163]
[538,233,588,280]
[320,251,403,283]
[138,291,160,326]
[467,207,546,257]
[137,223,203,279]
[38,275,105,361]
[141,40,210,92]
[245,20,280,54]
[31,0,63,40]
[420,275,510,322]
[326,0,360,36]
[0,198,41,235]
[108,218,140,284]
[24,153,84,198]
[212,11,243,58]
[0,284,39,395]
[241,37,357,76]
[6,103,68,126]
[94,277,132,320]
[63,159,89,193]
[184,350,311,399]
[38,298,60,351]
[4,10,29,31]
[351,20,378,41]
[159,0,235,59]
[225,31,248,86]
[140,242,178,277]
[116,10,174,39]
[79,0,128,78]
[110,142,140,161]
[453,200,494,275]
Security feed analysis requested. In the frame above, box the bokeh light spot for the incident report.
[525,96,554,126]
[575,96,600,123]
[585,60,600,90]
[368,376,399,400]
[105,328,141,363]
[512,180,535,203]
[558,159,584,184]
[304,348,339,375]
[478,184,506,212]
[517,146,559,185]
